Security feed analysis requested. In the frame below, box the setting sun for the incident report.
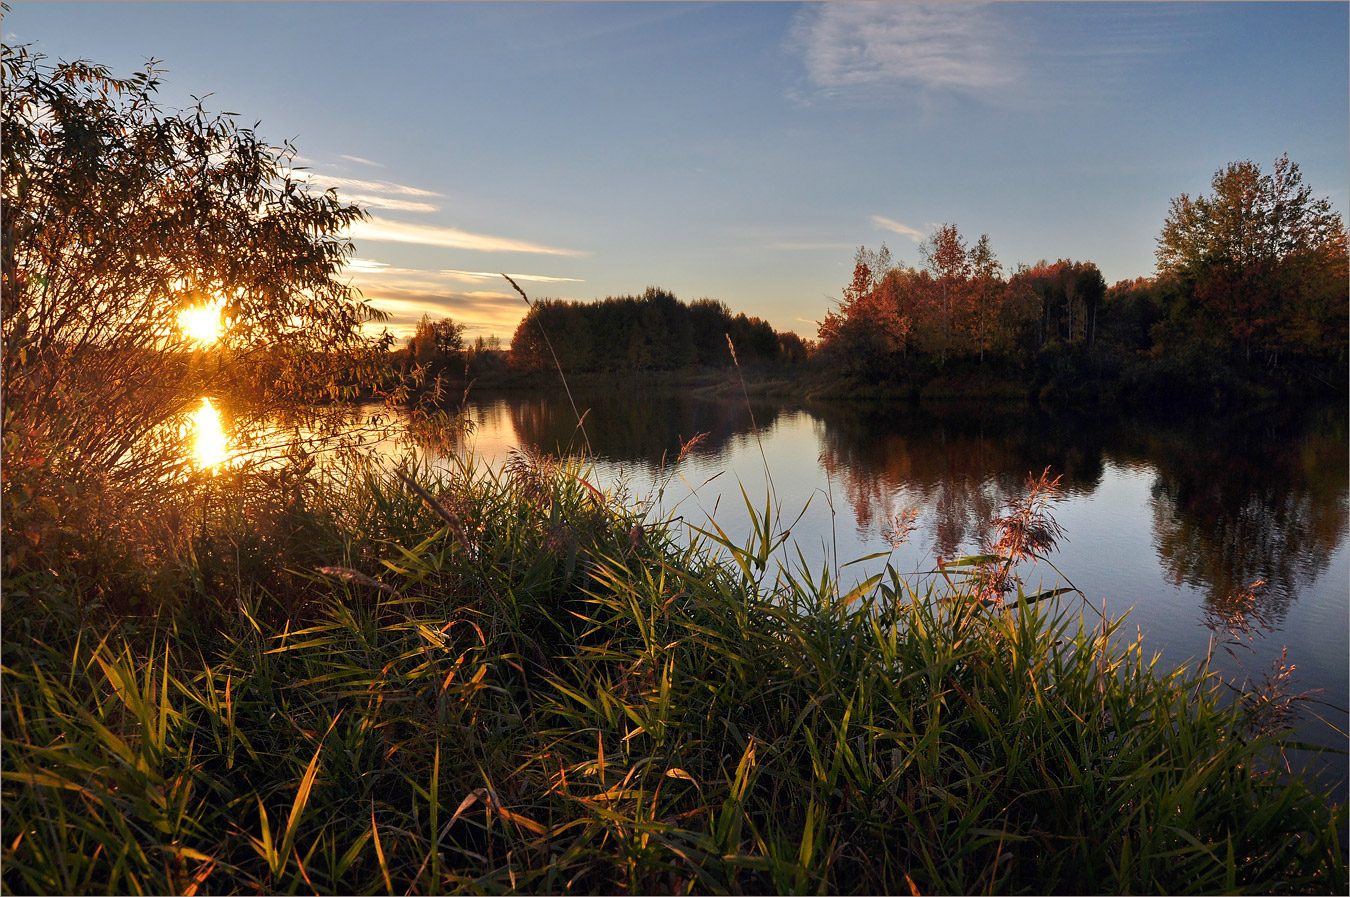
[178,302,223,347]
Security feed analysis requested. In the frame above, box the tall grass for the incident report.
[3,447,1345,894]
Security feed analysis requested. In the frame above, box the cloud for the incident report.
[304,173,443,198]
[357,285,530,338]
[349,216,587,257]
[339,154,384,168]
[343,261,587,338]
[339,194,440,213]
[346,261,583,284]
[343,258,391,274]
[870,215,925,242]
[790,2,1014,94]
[441,269,585,284]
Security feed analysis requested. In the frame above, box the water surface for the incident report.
[421,389,1349,786]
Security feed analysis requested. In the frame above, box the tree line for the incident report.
[508,288,804,373]
[815,155,1347,401]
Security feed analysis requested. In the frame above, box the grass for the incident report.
[2,445,1346,895]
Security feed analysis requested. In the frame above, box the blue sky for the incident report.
[6,2,1347,340]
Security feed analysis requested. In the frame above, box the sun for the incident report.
[178,301,223,347]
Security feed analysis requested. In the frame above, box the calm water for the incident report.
[402,389,1348,785]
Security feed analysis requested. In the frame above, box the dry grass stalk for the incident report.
[503,273,592,455]
[987,467,1067,565]
[676,432,708,464]
[315,566,399,595]
[882,508,920,549]
[1241,646,1320,740]
[1202,579,1275,648]
[395,469,474,549]
[969,467,1068,600]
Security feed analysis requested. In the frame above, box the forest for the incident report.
[396,153,1346,408]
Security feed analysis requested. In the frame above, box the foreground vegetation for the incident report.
[4,451,1345,895]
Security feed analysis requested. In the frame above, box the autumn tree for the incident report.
[407,314,465,365]
[819,234,1020,376]
[920,224,971,364]
[1156,154,1348,366]
[818,245,916,380]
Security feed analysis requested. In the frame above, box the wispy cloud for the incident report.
[439,269,585,284]
[357,285,529,338]
[303,171,444,212]
[304,173,443,198]
[343,260,584,337]
[870,215,925,243]
[340,194,440,213]
[344,259,583,285]
[344,258,391,274]
[790,2,1015,95]
[349,216,587,257]
[339,154,384,168]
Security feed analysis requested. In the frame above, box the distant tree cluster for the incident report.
[509,287,795,373]
[1153,154,1348,368]
[389,314,508,399]
[817,154,1347,397]
[817,230,1104,378]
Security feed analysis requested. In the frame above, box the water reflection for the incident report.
[486,392,1347,618]
[187,397,232,471]
[1142,406,1348,624]
[811,402,1113,558]
[486,391,1339,629]
[504,388,783,466]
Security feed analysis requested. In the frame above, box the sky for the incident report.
[5,1,1348,341]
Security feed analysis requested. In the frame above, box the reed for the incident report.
[3,447,1345,894]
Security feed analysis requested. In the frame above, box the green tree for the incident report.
[1,45,390,497]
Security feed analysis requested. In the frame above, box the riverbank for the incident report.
[418,347,1345,413]
[3,452,1345,894]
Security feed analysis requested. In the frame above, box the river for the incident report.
[279,387,1344,789]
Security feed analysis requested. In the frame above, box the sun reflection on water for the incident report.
[188,397,232,471]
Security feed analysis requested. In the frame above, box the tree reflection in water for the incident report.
[1144,405,1348,626]
[480,389,1345,634]
[506,387,782,467]
[813,399,1345,628]
[812,402,1112,559]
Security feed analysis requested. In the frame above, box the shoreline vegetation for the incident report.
[395,350,1340,410]
[4,43,1347,895]
[5,454,1347,894]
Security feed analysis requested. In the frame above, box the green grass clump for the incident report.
[3,454,1345,894]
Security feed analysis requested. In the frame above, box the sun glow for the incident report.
[178,302,223,347]
[189,397,231,471]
